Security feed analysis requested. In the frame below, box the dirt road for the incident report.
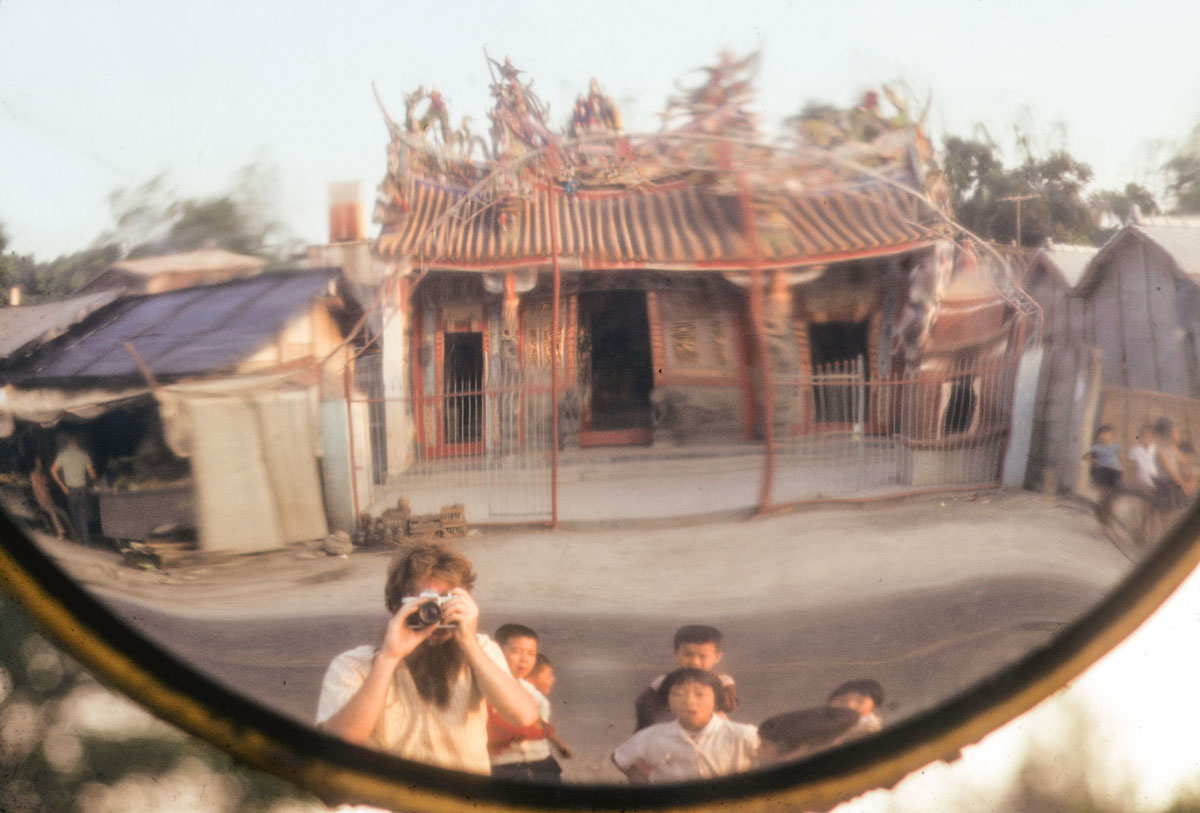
[21,489,1136,783]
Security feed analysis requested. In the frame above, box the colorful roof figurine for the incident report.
[373,54,953,272]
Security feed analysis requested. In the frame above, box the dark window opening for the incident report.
[443,332,483,444]
[943,377,976,436]
[808,321,869,424]
[582,291,654,431]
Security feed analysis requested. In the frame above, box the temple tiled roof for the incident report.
[378,176,941,271]
[373,56,950,273]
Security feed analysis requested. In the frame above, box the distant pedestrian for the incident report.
[613,667,759,783]
[1153,417,1194,511]
[1126,422,1166,544]
[634,624,739,731]
[487,623,563,782]
[1127,423,1159,498]
[1083,424,1123,524]
[29,457,68,538]
[50,433,96,547]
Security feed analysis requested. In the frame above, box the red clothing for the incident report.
[486,704,551,755]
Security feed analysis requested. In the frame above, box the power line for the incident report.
[0,94,133,179]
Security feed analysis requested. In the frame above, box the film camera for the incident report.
[402,590,457,630]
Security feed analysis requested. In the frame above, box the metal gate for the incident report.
[346,354,554,524]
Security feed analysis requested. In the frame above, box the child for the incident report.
[613,667,759,783]
[634,624,739,731]
[487,624,563,782]
[526,653,572,760]
[1083,424,1123,524]
[826,679,884,740]
[1128,423,1159,498]
[757,705,860,762]
[1153,417,1194,511]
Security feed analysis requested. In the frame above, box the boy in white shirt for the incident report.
[487,624,563,782]
[613,668,759,783]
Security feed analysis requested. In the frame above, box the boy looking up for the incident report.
[613,668,759,783]
[487,624,563,781]
[635,624,738,730]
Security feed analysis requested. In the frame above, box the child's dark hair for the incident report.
[1153,416,1178,440]
[673,624,723,650]
[530,653,552,673]
[1094,424,1114,439]
[828,679,884,708]
[495,623,539,645]
[657,667,725,706]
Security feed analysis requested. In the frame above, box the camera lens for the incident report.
[405,600,442,630]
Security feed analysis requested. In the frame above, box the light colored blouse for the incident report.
[613,715,759,783]
[316,634,510,774]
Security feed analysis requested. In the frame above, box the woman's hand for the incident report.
[379,600,439,662]
[440,587,480,643]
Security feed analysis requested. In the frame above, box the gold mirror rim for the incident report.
[3,501,1198,812]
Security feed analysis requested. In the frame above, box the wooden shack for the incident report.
[1025,216,1200,492]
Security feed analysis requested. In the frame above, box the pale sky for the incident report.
[1,0,1198,260]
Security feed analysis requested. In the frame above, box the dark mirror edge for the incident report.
[2,499,1199,812]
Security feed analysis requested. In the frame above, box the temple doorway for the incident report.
[442,331,484,445]
[580,290,654,445]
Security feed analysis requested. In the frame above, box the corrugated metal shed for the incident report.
[1078,215,1200,291]
[1031,243,1099,291]
[0,291,119,364]
[1134,216,1200,278]
[7,269,350,388]
[79,249,270,295]
[109,249,268,277]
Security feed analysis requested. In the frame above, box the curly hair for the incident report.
[383,540,477,613]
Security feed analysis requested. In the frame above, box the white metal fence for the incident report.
[349,355,555,523]
[346,347,1021,525]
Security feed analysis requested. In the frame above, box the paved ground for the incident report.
[18,488,1139,784]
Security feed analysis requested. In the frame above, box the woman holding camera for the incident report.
[316,540,537,774]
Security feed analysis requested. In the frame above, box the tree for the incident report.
[1164,122,1200,214]
[1089,182,1160,223]
[107,158,292,259]
[942,135,1098,246]
[12,157,297,302]
[0,224,16,304]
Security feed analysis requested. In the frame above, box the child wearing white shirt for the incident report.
[613,668,758,783]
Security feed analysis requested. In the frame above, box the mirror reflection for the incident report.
[1,39,1196,791]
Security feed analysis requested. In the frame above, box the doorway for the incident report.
[580,291,654,445]
[443,332,483,445]
[808,320,869,424]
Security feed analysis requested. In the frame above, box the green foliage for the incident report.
[1165,138,1200,214]
[0,223,15,305]
[1089,182,1161,223]
[7,158,296,303]
[15,244,122,303]
[942,135,1098,246]
[0,592,321,812]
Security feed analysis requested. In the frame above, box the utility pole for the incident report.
[1000,193,1038,247]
